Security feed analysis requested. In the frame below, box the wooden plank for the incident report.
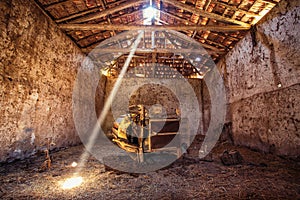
[59,24,250,31]
[165,30,222,54]
[260,0,276,6]
[56,7,100,23]
[160,10,225,50]
[55,0,145,23]
[160,10,192,25]
[70,0,148,23]
[211,0,260,17]
[162,0,251,27]
[203,0,212,11]
[45,0,72,10]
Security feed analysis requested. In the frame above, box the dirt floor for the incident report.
[0,136,299,200]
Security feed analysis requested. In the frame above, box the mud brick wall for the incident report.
[219,0,300,157]
[0,0,84,162]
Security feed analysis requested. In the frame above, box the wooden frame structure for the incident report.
[34,0,280,64]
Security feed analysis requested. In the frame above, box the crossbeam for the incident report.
[59,24,250,31]
[82,47,221,55]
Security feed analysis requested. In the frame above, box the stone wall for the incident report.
[220,0,300,157]
[0,0,84,162]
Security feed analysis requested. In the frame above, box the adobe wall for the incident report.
[0,0,84,162]
[219,0,300,157]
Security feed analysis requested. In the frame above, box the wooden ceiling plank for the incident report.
[203,0,212,11]
[212,0,260,18]
[96,0,118,38]
[192,0,211,39]
[97,0,106,8]
[45,0,72,10]
[162,0,251,27]
[165,29,223,54]
[160,10,192,25]
[56,7,100,23]
[69,0,148,23]
[59,24,250,31]
[259,0,276,6]
[78,17,147,49]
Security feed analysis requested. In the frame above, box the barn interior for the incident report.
[0,0,299,199]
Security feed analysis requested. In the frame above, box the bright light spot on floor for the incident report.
[62,176,83,190]
[71,162,78,167]
[277,83,282,88]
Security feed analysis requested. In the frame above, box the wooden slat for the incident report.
[203,0,212,11]
[70,0,148,23]
[260,0,276,6]
[97,0,106,8]
[162,0,251,27]
[56,7,100,23]
[45,0,72,10]
[160,9,225,51]
[211,0,260,17]
[160,10,192,25]
[165,29,223,54]
[59,24,250,31]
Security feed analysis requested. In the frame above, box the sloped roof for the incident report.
[34,0,280,64]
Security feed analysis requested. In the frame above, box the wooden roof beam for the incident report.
[59,24,250,31]
[69,0,148,23]
[82,47,220,55]
[162,0,251,28]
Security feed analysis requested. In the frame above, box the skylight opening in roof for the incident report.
[143,6,160,25]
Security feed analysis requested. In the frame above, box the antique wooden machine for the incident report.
[111,104,187,162]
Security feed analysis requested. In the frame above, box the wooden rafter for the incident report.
[73,11,144,43]
[78,17,147,49]
[165,29,223,54]
[259,0,276,6]
[70,0,148,23]
[97,0,106,8]
[44,0,71,10]
[211,0,260,18]
[59,24,250,31]
[162,0,251,27]
[56,7,100,23]
[159,9,225,51]
[191,0,211,39]
[203,0,212,11]
[96,0,118,37]
[160,10,191,25]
